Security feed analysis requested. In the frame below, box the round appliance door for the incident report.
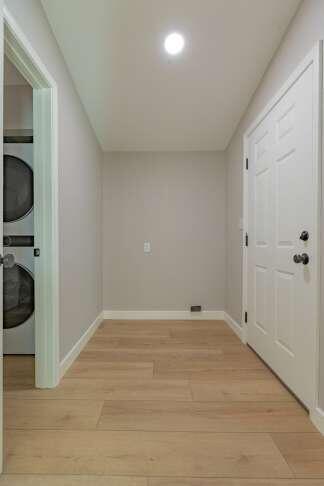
[3,264,35,329]
[4,154,34,223]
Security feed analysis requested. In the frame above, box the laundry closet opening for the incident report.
[2,10,60,390]
[3,57,35,365]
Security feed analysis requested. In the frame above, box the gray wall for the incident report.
[103,151,226,312]
[4,0,103,360]
[4,85,33,129]
[225,0,324,405]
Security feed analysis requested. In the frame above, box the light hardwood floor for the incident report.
[3,319,324,485]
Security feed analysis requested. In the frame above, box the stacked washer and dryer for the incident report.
[3,137,35,354]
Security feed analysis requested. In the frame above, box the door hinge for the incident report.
[245,311,248,323]
[245,232,248,247]
[246,158,249,170]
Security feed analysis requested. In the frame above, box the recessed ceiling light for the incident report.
[164,32,185,56]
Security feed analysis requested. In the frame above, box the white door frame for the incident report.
[242,42,322,412]
[3,7,60,388]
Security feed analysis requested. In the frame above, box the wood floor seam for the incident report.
[3,429,318,434]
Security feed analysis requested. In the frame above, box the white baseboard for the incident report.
[59,311,104,379]
[224,312,245,342]
[103,310,225,320]
[311,407,324,435]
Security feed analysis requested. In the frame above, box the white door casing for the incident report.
[243,44,321,410]
[4,7,60,388]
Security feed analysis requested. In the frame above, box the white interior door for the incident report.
[247,47,320,409]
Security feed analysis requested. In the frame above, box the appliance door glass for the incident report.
[3,264,34,329]
[4,154,33,223]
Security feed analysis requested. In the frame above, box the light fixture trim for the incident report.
[164,32,185,56]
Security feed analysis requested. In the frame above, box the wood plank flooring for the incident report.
[3,318,324,485]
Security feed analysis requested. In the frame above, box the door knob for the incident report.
[300,231,309,241]
[0,253,15,268]
[293,253,309,265]
[3,253,15,268]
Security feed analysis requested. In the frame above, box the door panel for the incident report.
[248,117,274,366]
[247,55,318,408]
[274,269,294,355]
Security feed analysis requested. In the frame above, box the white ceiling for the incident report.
[41,0,300,151]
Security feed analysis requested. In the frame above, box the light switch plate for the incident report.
[144,241,151,254]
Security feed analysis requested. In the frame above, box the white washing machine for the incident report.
[3,141,35,354]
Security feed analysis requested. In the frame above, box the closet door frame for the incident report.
[3,6,60,389]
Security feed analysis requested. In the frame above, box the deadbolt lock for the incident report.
[300,231,309,241]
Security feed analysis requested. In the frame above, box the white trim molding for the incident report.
[60,312,104,379]
[103,310,225,321]
[311,407,324,435]
[224,312,246,342]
